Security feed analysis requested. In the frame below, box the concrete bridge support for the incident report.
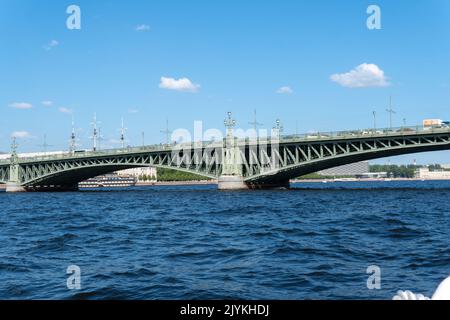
[218,113,248,190]
[217,113,291,190]
[5,182,26,193]
[218,175,248,190]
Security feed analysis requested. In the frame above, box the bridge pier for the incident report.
[218,175,248,190]
[5,182,26,193]
[6,139,26,192]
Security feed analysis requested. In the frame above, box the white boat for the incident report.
[79,173,137,188]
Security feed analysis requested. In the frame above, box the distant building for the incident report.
[116,167,157,181]
[416,168,450,180]
[355,172,388,179]
[318,161,369,177]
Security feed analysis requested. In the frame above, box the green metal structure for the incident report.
[1,125,450,191]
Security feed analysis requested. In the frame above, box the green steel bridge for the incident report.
[1,125,450,192]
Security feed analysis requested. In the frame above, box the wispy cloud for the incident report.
[330,63,390,88]
[59,107,73,114]
[9,102,33,109]
[41,100,53,107]
[135,24,150,32]
[128,108,139,114]
[159,77,200,93]
[43,40,59,51]
[277,86,294,94]
[11,131,31,139]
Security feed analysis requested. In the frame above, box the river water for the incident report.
[0,181,449,299]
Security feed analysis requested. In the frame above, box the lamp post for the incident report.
[224,112,236,139]
[160,118,172,145]
[273,119,284,138]
[248,109,263,139]
[373,111,377,131]
[386,96,396,130]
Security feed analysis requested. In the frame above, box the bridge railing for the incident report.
[0,145,168,164]
[1,125,450,164]
[228,125,449,145]
[0,140,224,164]
[279,125,450,143]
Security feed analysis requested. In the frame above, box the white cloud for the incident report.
[159,77,200,93]
[41,100,53,106]
[9,102,33,109]
[59,107,73,114]
[44,40,59,51]
[330,63,390,88]
[128,108,139,114]
[11,131,31,139]
[277,86,294,94]
[136,24,150,32]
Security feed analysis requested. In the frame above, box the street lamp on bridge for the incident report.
[10,137,18,164]
[224,112,236,139]
[91,113,100,151]
[70,115,77,153]
[272,119,284,138]
[120,118,127,149]
[373,111,377,131]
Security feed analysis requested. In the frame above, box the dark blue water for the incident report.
[0,181,449,300]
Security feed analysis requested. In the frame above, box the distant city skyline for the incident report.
[1,0,450,165]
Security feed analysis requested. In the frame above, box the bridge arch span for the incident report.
[21,163,217,191]
[0,165,8,185]
[245,135,450,186]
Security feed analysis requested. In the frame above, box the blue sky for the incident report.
[1,0,450,164]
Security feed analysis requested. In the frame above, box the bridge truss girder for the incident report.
[0,165,9,184]
[244,132,450,185]
[19,148,221,188]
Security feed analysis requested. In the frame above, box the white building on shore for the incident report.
[416,168,450,180]
[355,172,388,179]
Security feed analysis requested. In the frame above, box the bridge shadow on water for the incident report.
[4,181,450,193]
[38,180,450,193]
